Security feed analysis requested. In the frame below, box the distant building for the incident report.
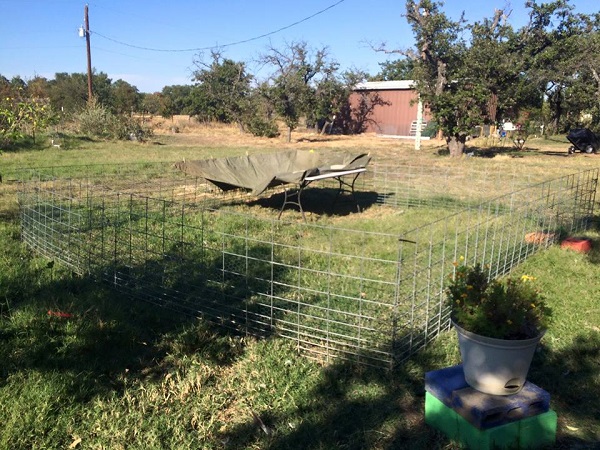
[351,80,431,138]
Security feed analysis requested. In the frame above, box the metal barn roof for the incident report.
[354,80,416,90]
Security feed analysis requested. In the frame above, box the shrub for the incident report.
[245,116,280,138]
[75,99,116,139]
[75,99,153,141]
[1,96,56,149]
[113,115,154,142]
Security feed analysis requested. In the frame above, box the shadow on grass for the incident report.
[213,332,600,450]
[0,204,20,223]
[220,353,451,450]
[462,146,549,159]
[537,149,582,157]
[1,134,97,153]
[0,221,274,403]
[249,188,381,218]
[529,332,600,446]
[3,265,600,448]
[296,136,339,143]
[0,270,222,402]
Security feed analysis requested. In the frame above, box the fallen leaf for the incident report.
[251,410,271,435]
[566,425,579,431]
[69,436,82,449]
[47,310,74,319]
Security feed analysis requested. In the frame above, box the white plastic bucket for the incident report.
[453,321,544,395]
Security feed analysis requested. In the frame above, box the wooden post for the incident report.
[415,97,424,150]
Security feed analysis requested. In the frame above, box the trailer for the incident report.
[567,128,600,154]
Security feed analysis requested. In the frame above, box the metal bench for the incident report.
[278,167,367,220]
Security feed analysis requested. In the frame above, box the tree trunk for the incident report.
[236,120,245,134]
[447,134,466,157]
[287,126,292,143]
[591,68,600,117]
[552,87,562,134]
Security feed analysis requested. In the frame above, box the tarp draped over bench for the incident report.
[174,150,371,195]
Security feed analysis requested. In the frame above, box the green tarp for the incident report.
[174,150,370,195]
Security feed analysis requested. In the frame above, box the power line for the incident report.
[91,0,346,53]
[0,45,80,50]
[91,45,154,60]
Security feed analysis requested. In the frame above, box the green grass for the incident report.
[1,137,599,449]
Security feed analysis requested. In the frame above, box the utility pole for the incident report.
[84,4,93,102]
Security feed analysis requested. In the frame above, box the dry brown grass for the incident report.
[150,115,416,154]
[146,118,599,181]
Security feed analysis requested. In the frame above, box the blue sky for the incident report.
[1,0,598,93]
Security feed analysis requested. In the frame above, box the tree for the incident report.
[20,98,56,143]
[0,96,22,148]
[48,72,112,114]
[523,1,580,133]
[0,75,11,99]
[141,92,165,116]
[559,13,600,130]
[242,81,281,138]
[111,79,141,115]
[48,73,89,114]
[27,76,50,100]
[312,73,347,134]
[161,85,193,118]
[405,0,482,156]
[370,58,415,81]
[404,0,577,156]
[468,11,520,125]
[189,51,252,127]
[0,95,55,147]
[260,41,337,142]
[91,71,113,107]
[582,19,600,127]
[9,76,26,93]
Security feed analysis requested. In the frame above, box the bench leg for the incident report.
[279,186,307,221]
[332,173,362,212]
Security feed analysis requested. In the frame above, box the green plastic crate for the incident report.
[425,392,556,449]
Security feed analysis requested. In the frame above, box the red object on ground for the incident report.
[47,310,74,318]
[524,232,555,244]
[560,237,592,253]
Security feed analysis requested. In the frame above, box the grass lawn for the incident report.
[1,127,599,449]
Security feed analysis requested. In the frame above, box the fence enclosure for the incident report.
[18,162,598,369]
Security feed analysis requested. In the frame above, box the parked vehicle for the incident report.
[567,128,600,154]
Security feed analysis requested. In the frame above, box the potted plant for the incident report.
[446,261,552,395]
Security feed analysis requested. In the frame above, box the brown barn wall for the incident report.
[350,89,430,136]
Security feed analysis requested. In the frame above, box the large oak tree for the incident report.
[405,0,580,156]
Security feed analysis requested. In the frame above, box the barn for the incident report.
[352,80,430,138]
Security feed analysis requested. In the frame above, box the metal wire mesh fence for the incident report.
[17,162,598,369]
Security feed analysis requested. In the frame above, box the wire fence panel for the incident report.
[365,162,554,210]
[17,163,598,369]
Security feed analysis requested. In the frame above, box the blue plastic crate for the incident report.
[425,365,469,407]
